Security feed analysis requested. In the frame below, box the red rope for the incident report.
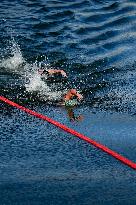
[0,95,136,170]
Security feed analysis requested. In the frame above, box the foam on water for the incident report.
[25,71,63,101]
[0,39,24,72]
[0,39,64,102]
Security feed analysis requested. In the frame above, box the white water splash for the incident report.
[0,39,66,102]
[0,40,24,71]
[25,72,48,92]
[25,70,64,101]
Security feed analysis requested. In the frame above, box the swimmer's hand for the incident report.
[77,93,83,101]
[61,70,67,77]
[44,69,67,77]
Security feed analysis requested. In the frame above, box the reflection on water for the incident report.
[65,106,84,122]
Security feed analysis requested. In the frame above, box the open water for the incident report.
[0,0,136,204]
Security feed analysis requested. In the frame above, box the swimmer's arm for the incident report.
[75,92,83,101]
[48,69,67,77]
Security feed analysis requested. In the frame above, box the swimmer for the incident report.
[63,89,83,121]
[38,63,67,78]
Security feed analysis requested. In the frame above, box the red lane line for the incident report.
[1,95,136,170]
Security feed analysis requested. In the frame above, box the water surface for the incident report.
[0,0,136,204]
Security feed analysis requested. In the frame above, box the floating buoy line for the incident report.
[0,96,136,170]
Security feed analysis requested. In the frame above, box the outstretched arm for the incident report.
[48,69,67,77]
[71,89,83,100]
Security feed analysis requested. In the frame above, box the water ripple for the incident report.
[0,0,136,113]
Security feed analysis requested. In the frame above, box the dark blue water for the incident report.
[0,0,136,204]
